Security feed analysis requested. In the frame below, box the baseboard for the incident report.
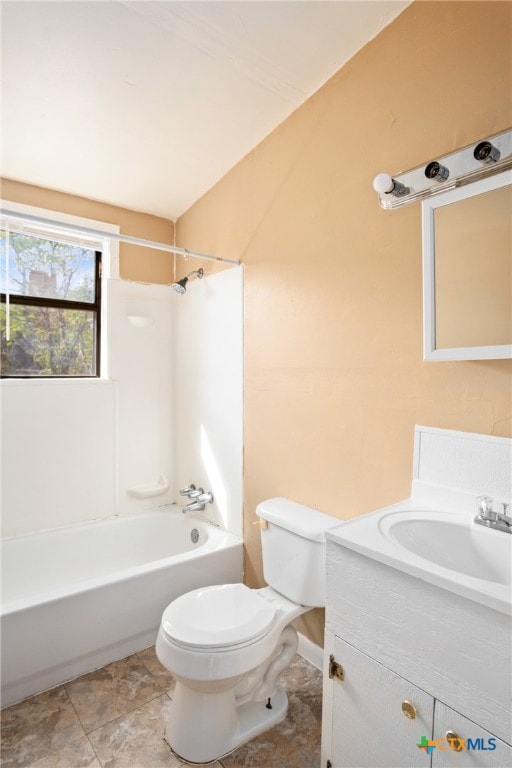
[297,632,323,671]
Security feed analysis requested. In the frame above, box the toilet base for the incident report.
[165,685,288,764]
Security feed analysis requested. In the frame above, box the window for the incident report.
[1,226,102,377]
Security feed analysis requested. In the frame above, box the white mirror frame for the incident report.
[422,170,512,361]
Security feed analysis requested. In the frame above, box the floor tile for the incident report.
[65,654,168,733]
[25,735,100,768]
[136,646,176,695]
[280,653,322,695]
[0,650,322,768]
[87,695,181,768]
[0,686,84,768]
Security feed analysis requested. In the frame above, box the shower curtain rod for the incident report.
[0,209,240,266]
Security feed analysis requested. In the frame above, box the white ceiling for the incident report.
[1,1,409,220]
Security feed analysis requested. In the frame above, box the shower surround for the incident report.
[0,267,244,704]
[1,268,243,536]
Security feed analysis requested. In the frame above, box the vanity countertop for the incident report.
[327,485,512,615]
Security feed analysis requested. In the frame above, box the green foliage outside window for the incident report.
[1,229,101,377]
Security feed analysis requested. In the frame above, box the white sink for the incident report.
[378,510,511,585]
[327,500,512,615]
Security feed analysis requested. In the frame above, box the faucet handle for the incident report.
[502,502,511,518]
[179,484,196,497]
[477,496,496,520]
[188,488,204,498]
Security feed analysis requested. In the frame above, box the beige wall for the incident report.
[1,178,174,283]
[176,1,512,645]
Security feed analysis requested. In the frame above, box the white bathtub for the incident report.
[0,508,243,708]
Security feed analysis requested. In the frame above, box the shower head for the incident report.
[171,267,204,295]
[172,278,187,295]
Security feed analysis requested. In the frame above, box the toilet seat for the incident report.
[160,583,277,650]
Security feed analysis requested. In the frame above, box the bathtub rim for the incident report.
[1,508,242,617]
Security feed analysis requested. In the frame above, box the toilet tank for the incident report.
[256,497,340,607]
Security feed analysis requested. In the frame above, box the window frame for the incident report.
[1,201,120,381]
[0,243,102,379]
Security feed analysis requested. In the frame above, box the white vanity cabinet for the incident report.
[321,538,512,768]
[324,633,434,768]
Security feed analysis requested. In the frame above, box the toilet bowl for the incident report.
[156,583,307,763]
[156,497,339,764]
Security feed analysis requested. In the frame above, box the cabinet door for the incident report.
[329,637,434,768]
[432,701,512,768]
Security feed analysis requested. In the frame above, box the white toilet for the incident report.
[156,497,339,764]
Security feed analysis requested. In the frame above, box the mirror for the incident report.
[422,171,512,360]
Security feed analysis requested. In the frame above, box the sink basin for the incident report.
[378,511,511,585]
[327,501,512,614]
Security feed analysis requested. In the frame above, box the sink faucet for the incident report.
[474,496,512,534]
[182,491,214,513]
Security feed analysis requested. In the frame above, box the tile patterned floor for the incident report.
[0,649,322,768]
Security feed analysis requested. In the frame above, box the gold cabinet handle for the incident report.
[401,700,416,719]
[445,731,464,752]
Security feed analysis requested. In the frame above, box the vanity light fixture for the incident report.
[373,127,512,209]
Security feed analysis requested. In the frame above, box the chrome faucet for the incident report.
[187,488,205,499]
[182,491,214,513]
[474,496,512,534]
[179,484,196,497]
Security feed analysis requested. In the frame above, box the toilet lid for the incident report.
[161,583,276,649]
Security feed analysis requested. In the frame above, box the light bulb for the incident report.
[373,173,409,197]
[373,173,394,194]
